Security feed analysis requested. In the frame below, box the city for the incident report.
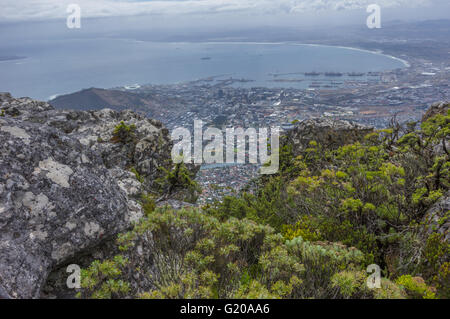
[103,43,450,204]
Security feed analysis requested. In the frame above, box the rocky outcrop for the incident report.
[286,118,373,156]
[0,93,176,298]
[422,101,449,122]
[1,92,173,190]
[422,191,450,243]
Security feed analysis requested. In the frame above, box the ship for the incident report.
[272,79,303,83]
[367,72,381,76]
[348,72,365,77]
[304,72,321,76]
[325,72,343,77]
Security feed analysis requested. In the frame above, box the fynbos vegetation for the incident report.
[78,107,449,299]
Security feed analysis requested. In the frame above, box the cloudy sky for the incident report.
[0,0,447,22]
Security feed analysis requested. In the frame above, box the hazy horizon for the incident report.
[1,0,450,38]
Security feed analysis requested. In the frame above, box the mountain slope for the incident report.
[49,88,158,112]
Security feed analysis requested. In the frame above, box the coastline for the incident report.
[303,43,411,68]
[29,40,412,100]
[191,41,411,68]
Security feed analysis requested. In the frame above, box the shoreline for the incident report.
[151,40,411,69]
[306,44,411,68]
[40,40,411,100]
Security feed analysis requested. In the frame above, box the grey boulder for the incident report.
[0,93,174,298]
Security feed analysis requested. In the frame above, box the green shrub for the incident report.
[372,278,407,299]
[79,207,372,299]
[282,216,322,242]
[130,167,144,183]
[79,255,130,299]
[207,112,449,290]
[395,275,436,299]
[156,163,201,203]
[331,271,369,298]
[140,193,156,217]
[111,121,137,144]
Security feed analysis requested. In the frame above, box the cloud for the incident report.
[0,0,436,22]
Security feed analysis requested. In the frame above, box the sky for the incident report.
[0,0,449,44]
[0,0,449,22]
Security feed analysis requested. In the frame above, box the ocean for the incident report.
[0,38,406,101]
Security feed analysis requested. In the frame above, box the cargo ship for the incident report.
[325,72,343,77]
[348,72,365,77]
[304,72,321,76]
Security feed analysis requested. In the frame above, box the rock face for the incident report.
[422,191,450,243]
[0,93,174,298]
[422,101,449,122]
[286,118,373,155]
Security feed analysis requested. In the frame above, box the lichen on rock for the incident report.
[0,93,180,298]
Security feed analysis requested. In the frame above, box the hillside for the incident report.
[49,88,164,114]
[0,93,448,299]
